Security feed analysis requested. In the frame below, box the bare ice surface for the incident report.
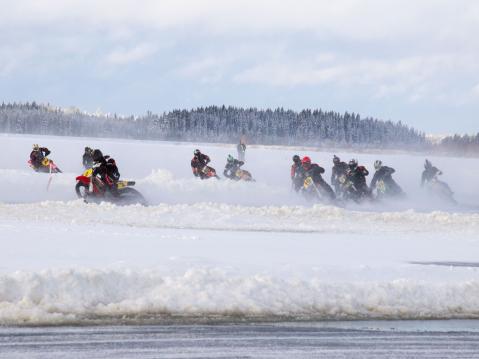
[1,322,479,359]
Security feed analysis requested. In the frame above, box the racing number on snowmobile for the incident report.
[304,177,313,188]
[377,180,386,193]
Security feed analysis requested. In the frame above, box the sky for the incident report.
[1,0,479,134]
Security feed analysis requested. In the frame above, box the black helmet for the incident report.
[194,149,201,156]
[348,159,358,169]
[424,159,432,170]
[333,155,340,165]
[92,149,103,162]
[292,155,300,163]
[85,146,92,152]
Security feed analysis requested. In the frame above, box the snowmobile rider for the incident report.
[370,160,404,196]
[331,155,349,194]
[91,149,121,194]
[191,149,211,179]
[301,156,335,200]
[421,159,443,187]
[30,144,51,170]
[347,159,371,197]
[82,147,94,169]
[223,154,244,180]
[421,159,454,199]
[291,154,304,191]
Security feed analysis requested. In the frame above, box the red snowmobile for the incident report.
[75,168,147,206]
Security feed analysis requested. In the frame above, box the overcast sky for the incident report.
[1,0,479,134]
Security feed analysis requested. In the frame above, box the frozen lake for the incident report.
[1,321,479,358]
[0,133,478,327]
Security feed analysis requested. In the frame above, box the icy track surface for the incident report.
[0,134,479,325]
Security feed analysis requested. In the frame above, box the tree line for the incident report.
[0,102,431,150]
[434,133,479,156]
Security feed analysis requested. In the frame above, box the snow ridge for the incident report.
[1,268,479,325]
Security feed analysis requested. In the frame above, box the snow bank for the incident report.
[1,267,479,325]
[0,201,478,235]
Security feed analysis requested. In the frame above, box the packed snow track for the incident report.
[0,134,478,325]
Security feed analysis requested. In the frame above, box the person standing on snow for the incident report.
[237,141,246,162]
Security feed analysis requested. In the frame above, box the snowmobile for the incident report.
[235,168,254,181]
[28,157,62,173]
[335,174,352,199]
[425,177,456,204]
[199,165,220,180]
[75,168,147,206]
[223,159,253,181]
[301,176,334,202]
[336,174,372,203]
[374,179,405,199]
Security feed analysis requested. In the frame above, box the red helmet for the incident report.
[301,156,311,165]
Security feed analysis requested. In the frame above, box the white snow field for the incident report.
[0,133,479,325]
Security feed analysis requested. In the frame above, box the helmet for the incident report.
[348,159,358,169]
[302,156,311,165]
[92,149,103,162]
[194,149,201,156]
[333,155,340,165]
[374,160,382,170]
[32,144,40,151]
[85,146,91,152]
[292,155,300,163]
[227,154,234,163]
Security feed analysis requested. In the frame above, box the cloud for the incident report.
[179,57,223,76]
[233,61,343,87]
[2,0,479,45]
[471,83,479,98]
[104,43,157,65]
[0,44,36,76]
[178,56,236,84]
[233,53,479,104]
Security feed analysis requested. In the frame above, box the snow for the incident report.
[0,133,478,325]
[1,200,478,235]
